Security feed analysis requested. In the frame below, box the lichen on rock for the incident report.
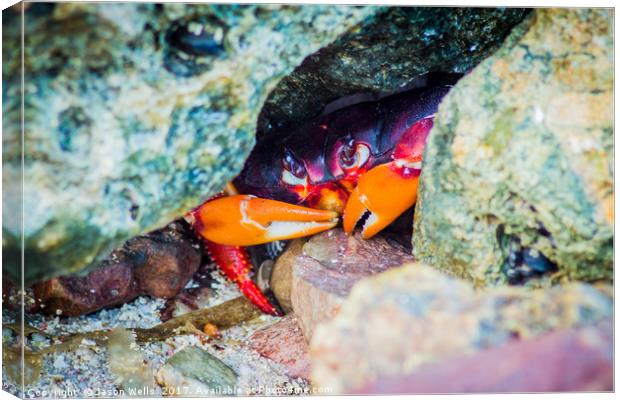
[2,3,379,284]
[412,8,613,285]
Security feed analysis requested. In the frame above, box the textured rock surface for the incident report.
[358,321,613,393]
[290,229,413,340]
[107,328,161,395]
[258,7,530,134]
[156,347,237,395]
[31,221,201,316]
[1,3,379,284]
[310,264,612,393]
[412,8,613,286]
[3,4,531,285]
[270,240,305,314]
[249,314,310,380]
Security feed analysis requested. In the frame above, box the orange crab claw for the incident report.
[343,162,420,239]
[188,194,339,246]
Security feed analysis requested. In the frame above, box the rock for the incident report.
[248,314,310,380]
[412,9,613,285]
[156,347,237,396]
[358,321,613,393]
[31,221,201,316]
[290,229,414,340]
[270,240,306,314]
[310,263,612,393]
[1,3,382,285]
[258,7,530,133]
[107,328,161,396]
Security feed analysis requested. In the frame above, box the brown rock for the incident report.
[358,321,613,393]
[31,221,202,316]
[270,240,306,314]
[310,263,613,393]
[290,228,414,340]
[249,314,310,380]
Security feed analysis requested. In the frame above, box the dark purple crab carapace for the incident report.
[187,84,452,315]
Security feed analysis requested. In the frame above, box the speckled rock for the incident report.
[249,314,310,380]
[290,229,413,340]
[310,263,612,393]
[412,9,613,286]
[156,347,237,396]
[358,321,613,393]
[1,3,379,285]
[3,5,532,285]
[258,7,530,133]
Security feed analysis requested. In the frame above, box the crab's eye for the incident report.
[339,139,371,170]
[282,149,307,186]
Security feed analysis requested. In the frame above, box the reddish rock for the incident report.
[290,228,414,340]
[358,321,613,393]
[249,314,311,380]
[31,221,202,316]
[310,264,613,393]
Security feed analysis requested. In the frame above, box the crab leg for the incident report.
[187,192,338,315]
[204,239,282,316]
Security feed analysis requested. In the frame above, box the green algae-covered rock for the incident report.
[156,347,237,396]
[412,9,613,286]
[259,7,530,132]
[2,3,381,284]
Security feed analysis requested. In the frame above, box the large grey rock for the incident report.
[2,4,530,286]
[2,4,378,284]
[259,7,530,133]
[412,9,613,285]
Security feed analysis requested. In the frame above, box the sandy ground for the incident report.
[2,269,309,398]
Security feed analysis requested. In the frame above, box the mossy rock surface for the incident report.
[2,4,530,285]
[2,4,378,284]
[413,9,613,286]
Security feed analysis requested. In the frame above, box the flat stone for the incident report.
[248,314,310,380]
[290,228,414,340]
[413,8,613,286]
[310,263,612,393]
[357,321,612,393]
[156,347,237,396]
[31,221,201,316]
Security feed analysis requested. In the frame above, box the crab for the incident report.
[186,84,452,315]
